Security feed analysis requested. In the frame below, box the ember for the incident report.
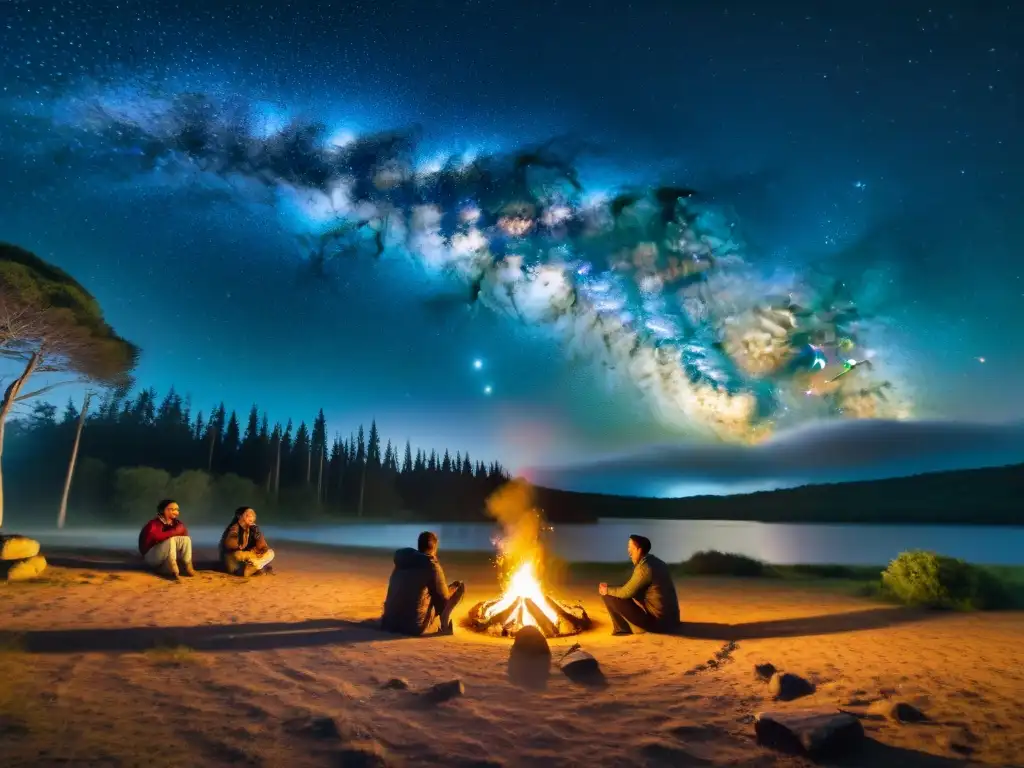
[468,561,591,638]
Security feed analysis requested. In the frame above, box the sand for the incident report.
[1,544,1022,767]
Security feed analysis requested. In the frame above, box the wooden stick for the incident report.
[524,598,559,638]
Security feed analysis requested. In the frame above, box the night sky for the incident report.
[1,0,1022,494]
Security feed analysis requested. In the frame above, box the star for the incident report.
[473,359,483,370]
[483,385,493,395]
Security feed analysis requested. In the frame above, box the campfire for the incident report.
[468,560,591,638]
[466,481,592,639]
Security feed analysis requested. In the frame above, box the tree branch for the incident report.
[13,378,89,402]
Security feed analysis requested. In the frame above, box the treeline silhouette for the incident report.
[5,387,511,525]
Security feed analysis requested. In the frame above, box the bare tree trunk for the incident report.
[317,449,324,502]
[274,435,281,500]
[306,445,312,485]
[0,351,42,528]
[206,425,218,473]
[57,391,91,529]
[358,463,366,518]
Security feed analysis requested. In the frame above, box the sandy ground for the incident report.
[1,544,1022,768]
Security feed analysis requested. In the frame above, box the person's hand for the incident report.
[598,582,608,596]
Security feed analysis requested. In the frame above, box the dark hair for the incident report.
[235,506,254,518]
[417,531,438,554]
[629,534,651,557]
[156,499,178,515]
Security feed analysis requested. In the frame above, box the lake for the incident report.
[22,518,1024,566]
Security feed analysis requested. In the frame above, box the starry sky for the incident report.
[1,0,1022,494]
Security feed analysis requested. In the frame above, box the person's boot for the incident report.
[166,563,181,581]
[242,563,259,578]
[182,562,197,577]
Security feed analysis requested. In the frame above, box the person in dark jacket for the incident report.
[381,531,465,636]
[598,534,680,635]
[220,506,275,577]
[138,499,196,579]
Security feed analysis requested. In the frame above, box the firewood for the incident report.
[484,599,521,629]
[523,598,559,638]
[550,599,589,631]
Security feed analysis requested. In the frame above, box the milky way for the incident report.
[7,78,916,442]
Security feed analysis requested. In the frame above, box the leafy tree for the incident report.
[114,467,171,519]
[0,244,138,526]
[167,469,213,513]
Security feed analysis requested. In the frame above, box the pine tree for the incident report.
[367,419,381,469]
[402,440,413,474]
[62,397,80,425]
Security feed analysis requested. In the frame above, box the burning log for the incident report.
[550,599,590,633]
[524,598,559,638]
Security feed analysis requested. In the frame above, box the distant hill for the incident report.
[531,462,1024,525]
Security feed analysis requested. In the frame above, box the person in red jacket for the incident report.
[138,499,196,579]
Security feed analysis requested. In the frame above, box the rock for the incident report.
[753,663,777,682]
[936,726,979,755]
[768,671,814,701]
[868,699,927,723]
[559,646,606,687]
[422,679,464,704]
[508,625,550,689]
[335,740,391,767]
[0,555,47,582]
[0,536,40,562]
[755,708,864,758]
[381,677,409,690]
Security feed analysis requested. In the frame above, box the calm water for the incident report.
[23,519,1024,566]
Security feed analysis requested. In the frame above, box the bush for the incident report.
[881,550,1009,610]
[680,550,767,577]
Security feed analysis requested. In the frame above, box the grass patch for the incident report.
[0,633,26,655]
[143,644,200,666]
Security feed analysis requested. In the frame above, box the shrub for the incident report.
[881,550,1008,610]
[680,550,767,577]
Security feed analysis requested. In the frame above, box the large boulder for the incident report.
[0,535,40,561]
[755,708,864,759]
[1,555,47,582]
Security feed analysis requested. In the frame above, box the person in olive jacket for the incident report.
[599,534,680,635]
[381,531,465,635]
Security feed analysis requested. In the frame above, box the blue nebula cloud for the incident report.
[15,81,917,442]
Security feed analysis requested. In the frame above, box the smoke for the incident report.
[484,479,549,584]
[36,82,912,441]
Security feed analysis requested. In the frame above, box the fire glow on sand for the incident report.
[467,481,591,638]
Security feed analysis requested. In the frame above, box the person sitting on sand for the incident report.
[220,506,276,577]
[381,531,465,636]
[138,499,196,579]
[598,534,680,636]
